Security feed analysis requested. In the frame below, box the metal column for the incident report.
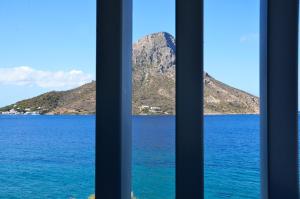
[260,0,299,198]
[176,0,204,198]
[96,0,132,198]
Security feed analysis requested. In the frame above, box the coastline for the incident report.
[0,113,259,116]
[204,112,259,116]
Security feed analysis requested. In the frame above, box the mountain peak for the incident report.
[132,32,259,115]
[134,32,175,52]
[133,32,176,77]
[135,32,174,41]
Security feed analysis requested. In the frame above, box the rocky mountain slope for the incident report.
[132,32,259,115]
[0,32,259,115]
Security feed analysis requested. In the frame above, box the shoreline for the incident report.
[0,113,259,116]
[204,112,259,116]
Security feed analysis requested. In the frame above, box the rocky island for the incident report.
[0,32,259,115]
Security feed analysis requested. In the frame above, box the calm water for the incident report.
[0,115,95,199]
[0,115,260,199]
[132,115,260,199]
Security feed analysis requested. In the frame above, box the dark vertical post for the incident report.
[176,0,204,198]
[96,0,132,198]
[260,0,299,198]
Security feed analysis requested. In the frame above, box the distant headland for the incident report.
[0,32,259,115]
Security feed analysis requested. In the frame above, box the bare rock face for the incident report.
[132,32,259,115]
[133,32,176,80]
[0,32,259,115]
[132,32,176,115]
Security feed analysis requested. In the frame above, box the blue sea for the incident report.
[132,115,260,199]
[0,115,95,199]
[0,115,260,199]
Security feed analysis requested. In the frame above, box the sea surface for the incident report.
[132,115,260,199]
[0,115,261,199]
[0,115,95,199]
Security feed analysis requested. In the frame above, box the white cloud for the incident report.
[240,33,259,43]
[0,66,93,89]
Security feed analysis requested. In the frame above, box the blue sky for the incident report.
[0,0,260,107]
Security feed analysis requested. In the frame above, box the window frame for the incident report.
[96,0,299,198]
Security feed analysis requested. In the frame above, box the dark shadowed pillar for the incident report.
[176,0,204,198]
[260,0,299,198]
[96,0,132,198]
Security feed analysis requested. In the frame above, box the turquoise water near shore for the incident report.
[0,115,260,198]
